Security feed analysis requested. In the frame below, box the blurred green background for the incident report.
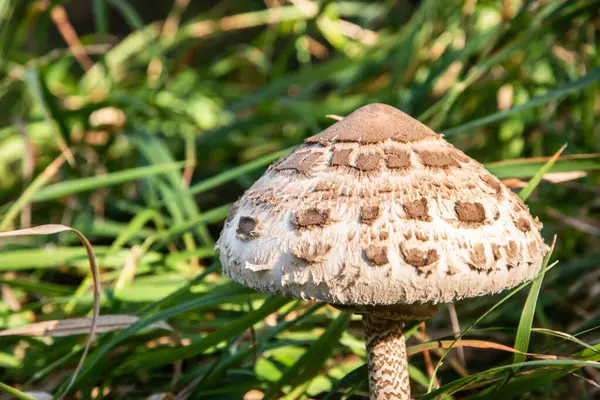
[0,0,599,399]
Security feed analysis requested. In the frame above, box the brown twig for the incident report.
[181,136,196,188]
[447,302,468,371]
[420,322,439,386]
[185,2,318,38]
[162,0,191,41]
[50,5,94,71]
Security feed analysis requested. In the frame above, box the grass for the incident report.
[0,0,599,399]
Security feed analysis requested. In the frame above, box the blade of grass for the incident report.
[263,311,352,400]
[23,67,74,165]
[113,296,292,375]
[487,153,600,178]
[518,145,567,200]
[31,161,186,202]
[150,204,230,249]
[106,0,144,30]
[188,147,293,196]
[69,281,250,387]
[92,0,108,42]
[442,67,600,136]
[0,382,37,400]
[513,236,558,366]
[427,255,559,393]
[420,358,600,400]
[0,225,101,400]
[0,152,66,231]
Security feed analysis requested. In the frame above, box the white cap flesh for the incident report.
[216,103,548,305]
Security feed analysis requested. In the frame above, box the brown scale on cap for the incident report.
[355,153,382,171]
[361,205,381,225]
[275,150,323,175]
[293,241,332,263]
[399,244,439,269]
[416,151,461,169]
[505,240,519,259]
[515,217,531,233]
[331,148,353,167]
[365,245,389,266]
[491,244,502,261]
[403,198,431,221]
[294,208,332,228]
[528,240,539,257]
[385,149,411,169]
[455,201,486,223]
[481,174,503,196]
[469,244,488,269]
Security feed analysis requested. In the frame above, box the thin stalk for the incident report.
[364,315,411,400]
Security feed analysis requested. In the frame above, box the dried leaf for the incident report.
[542,171,587,183]
[0,315,172,337]
[23,393,52,400]
[408,339,559,360]
[0,225,100,400]
[546,208,600,236]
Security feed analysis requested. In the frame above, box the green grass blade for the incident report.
[518,144,567,201]
[427,260,560,392]
[0,382,37,400]
[106,0,144,30]
[31,162,186,202]
[263,311,352,399]
[0,154,66,230]
[420,357,600,400]
[106,209,164,255]
[92,0,108,42]
[442,67,600,136]
[0,246,162,270]
[486,153,600,178]
[112,296,292,375]
[188,147,293,195]
[67,279,249,387]
[513,238,557,366]
[150,204,230,249]
[24,68,74,164]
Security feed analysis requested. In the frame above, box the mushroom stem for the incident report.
[363,314,411,400]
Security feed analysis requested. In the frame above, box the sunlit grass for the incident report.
[0,0,599,398]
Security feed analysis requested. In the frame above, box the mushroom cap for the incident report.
[216,103,548,305]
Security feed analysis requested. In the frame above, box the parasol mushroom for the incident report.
[216,103,548,399]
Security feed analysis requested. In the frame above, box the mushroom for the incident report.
[216,103,548,399]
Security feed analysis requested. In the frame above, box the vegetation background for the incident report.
[0,0,599,398]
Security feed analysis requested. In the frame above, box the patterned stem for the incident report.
[364,315,411,400]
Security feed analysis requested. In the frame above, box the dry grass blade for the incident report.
[50,6,94,70]
[447,302,467,369]
[0,225,100,400]
[532,328,600,356]
[542,171,587,183]
[0,315,172,337]
[0,153,67,231]
[407,339,559,360]
[519,144,567,201]
[546,208,600,236]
